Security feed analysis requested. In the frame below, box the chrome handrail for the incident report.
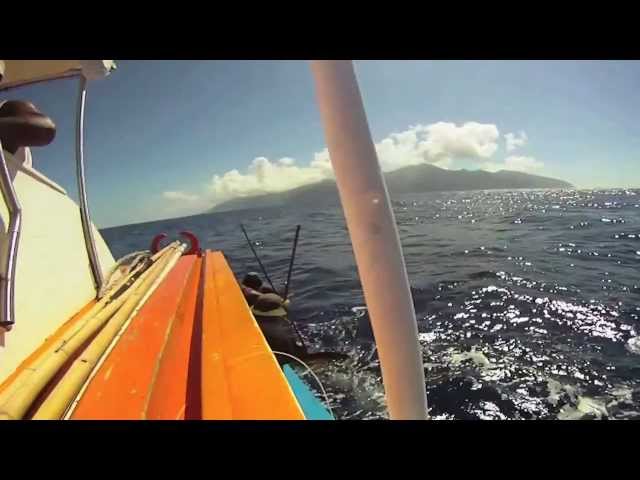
[0,141,22,329]
[76,75,104,292]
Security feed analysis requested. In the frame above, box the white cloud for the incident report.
[204,121,500,205]
[160,121,509,211]
[481,155,544,174]
[504,155,543,172]
[161,190,213,218]
[162,190,200,202]
[210,156,329,202]
[417,122,500,160]
[505,131,528,152]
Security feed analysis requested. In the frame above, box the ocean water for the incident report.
[101,189,640,420]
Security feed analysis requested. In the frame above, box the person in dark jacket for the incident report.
[240,272,348,366]
[251,292,306,361]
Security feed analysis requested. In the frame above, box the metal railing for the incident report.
[0,64,113,331]
[75,75,104,292]
[0,141,22,329]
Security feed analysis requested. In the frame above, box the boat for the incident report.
[0,60,428,420]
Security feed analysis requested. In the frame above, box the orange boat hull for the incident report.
[1,250,306,420]
[71,250,305,420]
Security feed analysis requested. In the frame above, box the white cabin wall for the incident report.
[0,152,115,382]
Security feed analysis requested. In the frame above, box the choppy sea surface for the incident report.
[102,189,640,420]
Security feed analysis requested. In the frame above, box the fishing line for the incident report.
[242,224,308,351]
[240,224,280,295]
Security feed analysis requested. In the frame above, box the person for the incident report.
[240,272,348,365]
[251,292,307,361]
[240,272,262,307]
[241,272,262,291]
[240,273,307,362]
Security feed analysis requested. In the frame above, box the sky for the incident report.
[3,60,640,228]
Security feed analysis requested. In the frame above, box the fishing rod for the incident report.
[283,225,300,301]
[241,224,308,352]
[280,225,307,350]
[240,224,280,295]
[241,224,349,363]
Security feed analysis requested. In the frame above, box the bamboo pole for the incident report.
[0,243,176,409]
[0,243,179,419]
[32,243,185,419]
[60,243,187,420]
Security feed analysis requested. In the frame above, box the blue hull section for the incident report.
[283,364,334,420]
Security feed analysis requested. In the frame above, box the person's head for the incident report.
[242,272,262,291]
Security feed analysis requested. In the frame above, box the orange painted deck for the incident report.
[145,257,201,419]
[70,250,304,420]
[201,252,304,419]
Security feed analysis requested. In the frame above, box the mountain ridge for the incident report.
[210,163,573,213]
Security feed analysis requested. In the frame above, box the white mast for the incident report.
[310,61,429,420]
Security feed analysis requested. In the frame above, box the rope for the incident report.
[61,243,186,420]
[99,250,152,298]
[272,350,334,418]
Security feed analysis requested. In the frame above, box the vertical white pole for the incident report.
[310,61,428,420]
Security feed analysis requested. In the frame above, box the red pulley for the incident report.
[150,233,168,254]
[180,230,201,256]
[149,231,201,256]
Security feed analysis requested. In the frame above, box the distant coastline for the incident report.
[211,164,573,213]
